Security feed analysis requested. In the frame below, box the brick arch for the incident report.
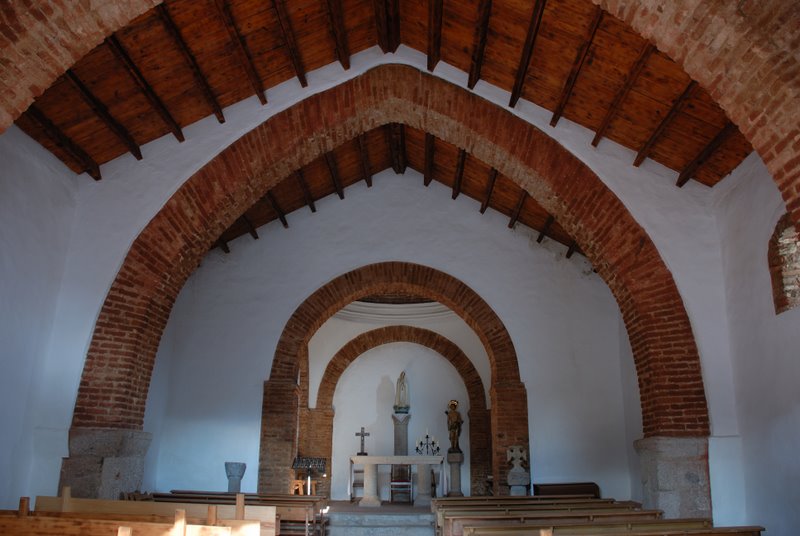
[2,1,799,225]
[304,325,491,495]
[768,213,800,314]
[261,263,525,494]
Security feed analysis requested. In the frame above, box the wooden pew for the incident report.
[35,490,275,536]
[464,524,764,536]
[434,500,642,528]
[462,518,712,535]
[3,498,260,535]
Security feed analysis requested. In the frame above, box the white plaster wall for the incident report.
[0,126,78,506]
[713,153,800,536]
[0,47,745,518]
[330,342,469,500]
[146,171,638,500]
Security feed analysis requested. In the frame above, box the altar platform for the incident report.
[327,500,435,536]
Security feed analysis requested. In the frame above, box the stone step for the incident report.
[327,511,435,536]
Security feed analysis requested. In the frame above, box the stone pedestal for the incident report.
[414,464,433,506]
[446,450,464,497]
[507,467,530,495]
[392,414,410,455]
[635,436,711,519]
[225,462,246,492]
[60,428,151,499]
[360,463,381,507]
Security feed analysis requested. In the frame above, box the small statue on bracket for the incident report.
[445,399,463,452]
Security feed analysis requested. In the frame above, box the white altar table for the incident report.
[349,455,444,507]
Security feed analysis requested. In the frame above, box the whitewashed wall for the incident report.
[712,154,800,535]
[0,126,77,506]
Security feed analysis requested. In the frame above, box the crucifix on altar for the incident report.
[355,426,370,455]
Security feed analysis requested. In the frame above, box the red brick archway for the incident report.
[297,325,491,496]
[2,1,798,224]
[260,264,523,494]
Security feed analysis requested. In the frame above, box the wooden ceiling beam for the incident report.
[64,69,142,160]
[357,134,372,187]
[106,35,185,142]
[216,238,231,253]
[452,149,466,200]
[157,4,225,124]
[388,123,407,174]
[536,214,554,243]
[271,0,308,87]
[387,0,400,52]
[508,190,527,228]
[213,0,267,104]
[295,170,316,212]
[427,0,443,71]
[676,121,737,187]
[479,168,497,214]
[565,241,577,259]
[25,104,101,181]
[240,214,259,239]
[424,133,435,186]
[550,7,603,127]
[633,80,696,167]
[265,190,289,227]
[591,42,654,147]
[373,0,400,53]
[325,152,345,199]
[509,0,546,108]
[323,0,351,70]
[468,0,492,89]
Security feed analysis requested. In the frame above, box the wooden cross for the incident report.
[355,426,370,455]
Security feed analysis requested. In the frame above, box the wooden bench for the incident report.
[462,517,713,535]
[464,525,764,536]
[36,490,276,536]
[4,497,260,535]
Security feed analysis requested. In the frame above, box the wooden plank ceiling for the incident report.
[14,0,752,257]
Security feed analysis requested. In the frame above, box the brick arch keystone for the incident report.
[68,63,710,492]
[300,325,491,496]
[2,1,799,227]
[261,263,525,494]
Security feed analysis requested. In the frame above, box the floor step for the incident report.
[327,511,435,536]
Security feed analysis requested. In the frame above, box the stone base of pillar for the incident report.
[447,450,464,497]
[635,436,711,519]
[60,428,151,499]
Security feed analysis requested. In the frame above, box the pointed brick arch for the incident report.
[301,325,491,496]
[261,264,524,494]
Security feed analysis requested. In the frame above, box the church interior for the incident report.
[1,0,799,535]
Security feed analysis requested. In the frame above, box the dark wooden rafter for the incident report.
[509,0,546,108]
[265,190,289,227]
[64,70,142,160]
[565,241,578,258]
[295,170,317,212]
[156,4,225,123]
[217,238,231,253]
[452,149,466,199]
[25,104,101,180]
[591,42,654,146]
[240,214,259,239]
[508,190,527,228]
[479,168,498,214]
[325,152,345,199]
[270,0,308,87]
[676,121,737,187]
[468,0,492,89]
[105,35,185,141]
[633,80,697,167]
[212,0,267,104]
[373,0,400,53]
[427,0,443,71]
[550,7,604,127]
[356,134,373,187]
[537,215,554,243]
[423,133,435,186]
[388,123,407,174]
[323,0,350,70]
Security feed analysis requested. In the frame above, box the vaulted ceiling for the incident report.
[13,0,753,255]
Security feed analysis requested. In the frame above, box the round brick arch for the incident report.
[2,1,799,224]
[303,325,491,496]
[260,263,525,494]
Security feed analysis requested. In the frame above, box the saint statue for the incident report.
[394,371,410,413]
[446,399,463,452]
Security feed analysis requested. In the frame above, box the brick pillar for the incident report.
[490,381,529,495]
[259,379,300,493]
[60,428,151,498]
[298,407,334,497]
[635,436,712,518]
[468,407,491,495]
